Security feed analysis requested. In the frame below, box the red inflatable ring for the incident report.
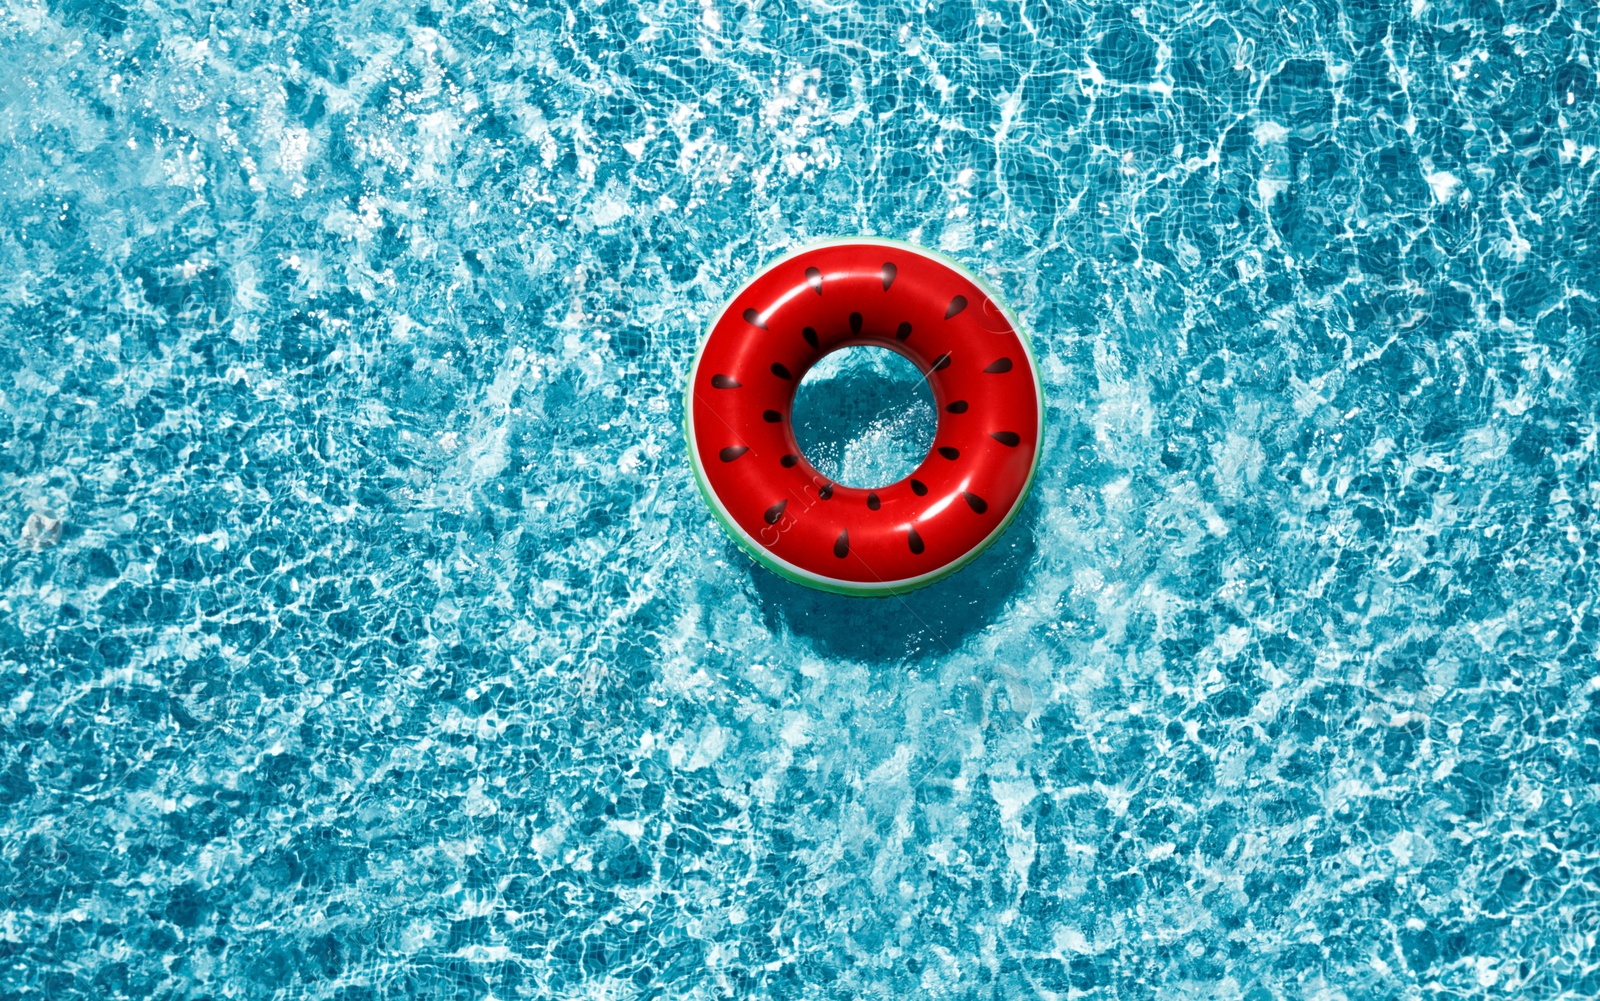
[685,238,1043,596]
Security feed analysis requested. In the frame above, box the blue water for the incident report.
[3,0,1598,997]
[792,346,937,488]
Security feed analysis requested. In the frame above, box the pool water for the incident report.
[3,0,1598,998]
[791,346,937,489]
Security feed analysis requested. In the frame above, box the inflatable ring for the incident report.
[685,238,1043,596]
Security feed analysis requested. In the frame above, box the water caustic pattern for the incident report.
[0,0,1597,997]
[790,346,937,490]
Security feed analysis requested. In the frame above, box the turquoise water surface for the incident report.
[4,0,1599,997]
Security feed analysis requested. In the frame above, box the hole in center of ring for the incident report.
[790,345,936,489]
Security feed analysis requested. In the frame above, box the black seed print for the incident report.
[945,400,969,413]
[763,410,782,423]
[930,353,952,372]
[850,312,863,335]
[781,454,799,468]
[990,431,1021,446]
[882,262,897,290]
[963,491,988,514]
[819,483,834,500]
[802,326,819,350]
[833,530,849,558]
[908,527,925,555]
[984,357,1014,373]
[896,321,912,341]
[945,296,967,319]
[719,446,749,462]
[711,374,741,389]
[938,446,960,460]
[806,267,823,294]
[764,500,788,525]
[867,492,880,511]
[771,362,793,380]
[910,479,928,496]
[743,308,766,329]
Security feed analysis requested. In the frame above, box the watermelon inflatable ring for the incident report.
[684,238,1044,596]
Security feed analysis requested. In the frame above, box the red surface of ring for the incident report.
[687,241,1042,589]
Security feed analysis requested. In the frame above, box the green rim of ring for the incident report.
[682,236,1046,597]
